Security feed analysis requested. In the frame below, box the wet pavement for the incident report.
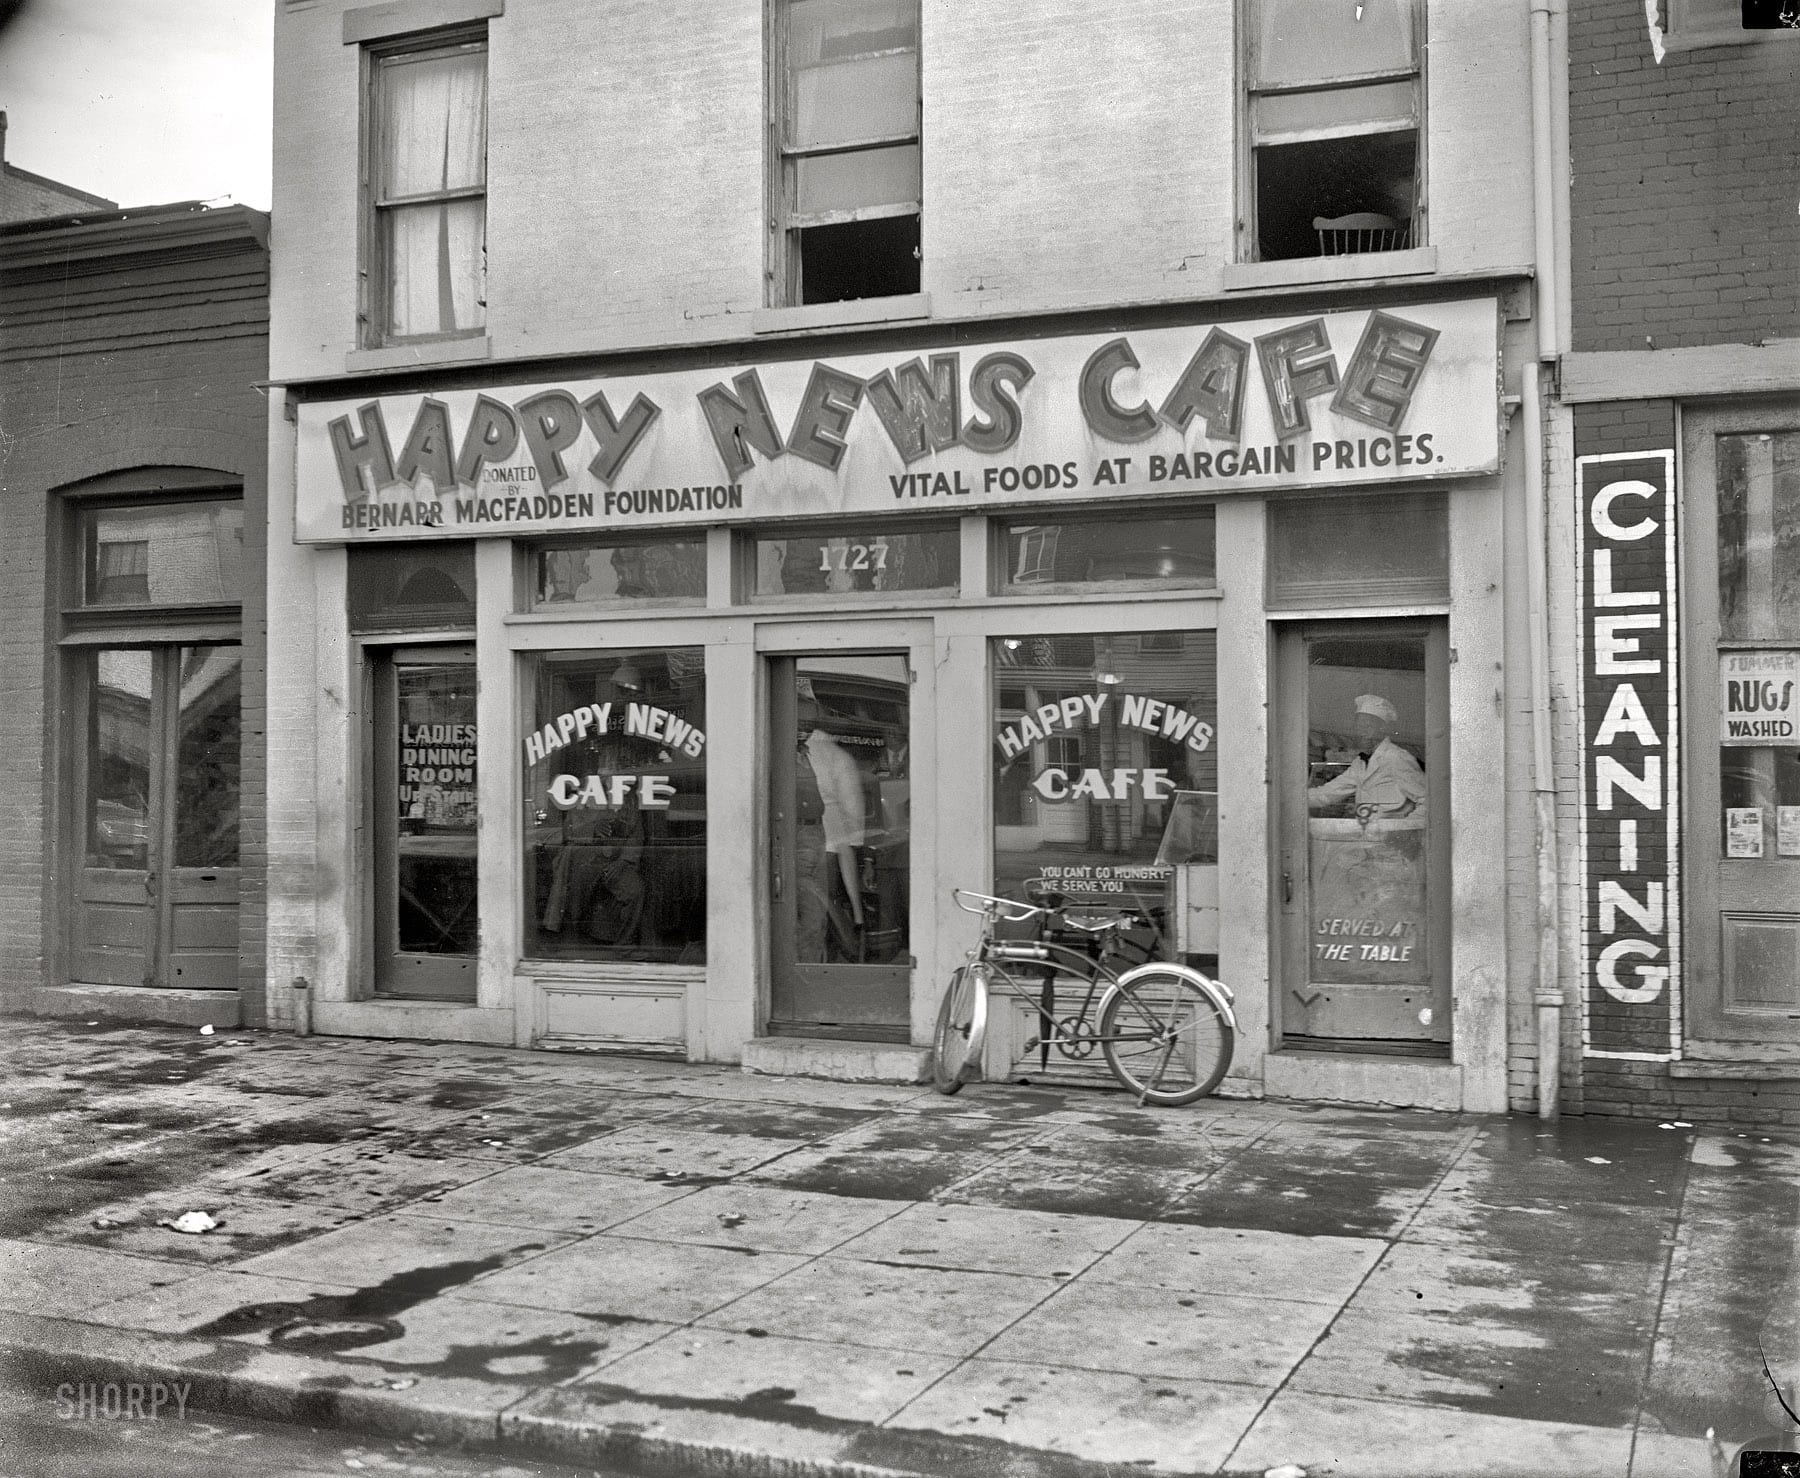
[1,1018,1797,1477]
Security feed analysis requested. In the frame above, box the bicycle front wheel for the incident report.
[1099,971,1233,1106]
[932,963,989,1094]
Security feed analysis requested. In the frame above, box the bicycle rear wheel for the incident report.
[1098,971,1233,1106]
[932,963,989,1094]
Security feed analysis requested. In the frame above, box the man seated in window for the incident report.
[1307,693,1425,820]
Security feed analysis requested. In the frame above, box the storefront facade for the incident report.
[268,0,1546,1111]
[0,201,269,1031]
[270,290,1536,1111]
[1549,4,1800,1126]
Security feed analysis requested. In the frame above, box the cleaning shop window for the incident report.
[1245,0,1422,263]
[364,28,488,343]
[770,0,920,305]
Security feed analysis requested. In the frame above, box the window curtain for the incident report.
[383,50,486,337]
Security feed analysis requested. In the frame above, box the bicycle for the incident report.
[932,887,1236,1106]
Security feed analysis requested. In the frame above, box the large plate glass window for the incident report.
[991,630,1218,956]
[1245,0,1422,262]
[366,28,488,343]
[523,648,708,964]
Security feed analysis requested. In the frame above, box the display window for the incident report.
[522,647,707,964]
[991,630,1218,962]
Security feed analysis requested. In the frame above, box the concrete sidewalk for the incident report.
[2,1019,1797,1477]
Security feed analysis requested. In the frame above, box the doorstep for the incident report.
[1263,1048,1463,1111]
[27,982,240,1031]
[741,1034,932,1084]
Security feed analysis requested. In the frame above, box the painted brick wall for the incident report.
[1568,9,1800,352]
[0,210,269,1019]
[272,0,1537,379]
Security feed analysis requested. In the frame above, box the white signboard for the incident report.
[1719,650,1800,745]
[293,299,1502,543]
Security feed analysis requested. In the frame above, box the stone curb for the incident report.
[0,1311,972,1478]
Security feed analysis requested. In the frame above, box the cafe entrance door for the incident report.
[370,645,479,1000]
[767,652,913,1040]
[1274,620,1451,1048]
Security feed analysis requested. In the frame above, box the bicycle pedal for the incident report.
[1022,1035,1040,1053]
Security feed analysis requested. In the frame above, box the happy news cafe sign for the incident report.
[292,299,1502,542]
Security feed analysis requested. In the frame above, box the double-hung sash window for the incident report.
[367,32,488,343]
[771,0,921,305]
[1245,0,1422,263]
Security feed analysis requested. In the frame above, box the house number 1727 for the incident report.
[818,541,890,573]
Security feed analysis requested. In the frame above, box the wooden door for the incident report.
[73,645,241,990]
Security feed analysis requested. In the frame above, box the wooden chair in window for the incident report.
[1313,212,1409,255]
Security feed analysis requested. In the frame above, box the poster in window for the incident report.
[1726,807,1765,859]
[1719,651,1800,746]
[1779,806,1800,858]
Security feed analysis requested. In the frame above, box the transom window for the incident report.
[1245,0,1422,263]
[365,30,488,343]
[770,0,921,305]
[76,499,245,609]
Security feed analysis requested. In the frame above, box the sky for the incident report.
[0,0,273,210]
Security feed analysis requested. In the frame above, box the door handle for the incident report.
[144,870,158,900]
[1282,871,1293,905]
[773,863,783,902]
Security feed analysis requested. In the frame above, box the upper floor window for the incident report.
[770,0,920,305]
[1245,0,1422,263]
[365,30,488,343]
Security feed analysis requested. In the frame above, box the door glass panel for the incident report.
[396,658,478,955]
[1718,433,1800,641]
[1301,635,1435,1017]
[174,646,242,867]
[991,631,1218,960]
[770,653,911,1036]
[86,649,154,869]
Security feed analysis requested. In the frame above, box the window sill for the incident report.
[1661,25,1800,51]
[1221,248,1438,293]
[346,336,491,373]
[752,294,930,337]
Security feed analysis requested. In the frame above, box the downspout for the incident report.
[1528,0,1568,1118]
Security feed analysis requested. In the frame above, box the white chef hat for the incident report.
[1354,694,1398,723]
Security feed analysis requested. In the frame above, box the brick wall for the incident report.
[0,208,269,1020]
[1569,7,1800,352]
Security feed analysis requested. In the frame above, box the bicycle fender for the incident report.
[1115,960,1237,1028]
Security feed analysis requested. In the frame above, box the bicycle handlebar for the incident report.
[951,888,1147,934]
